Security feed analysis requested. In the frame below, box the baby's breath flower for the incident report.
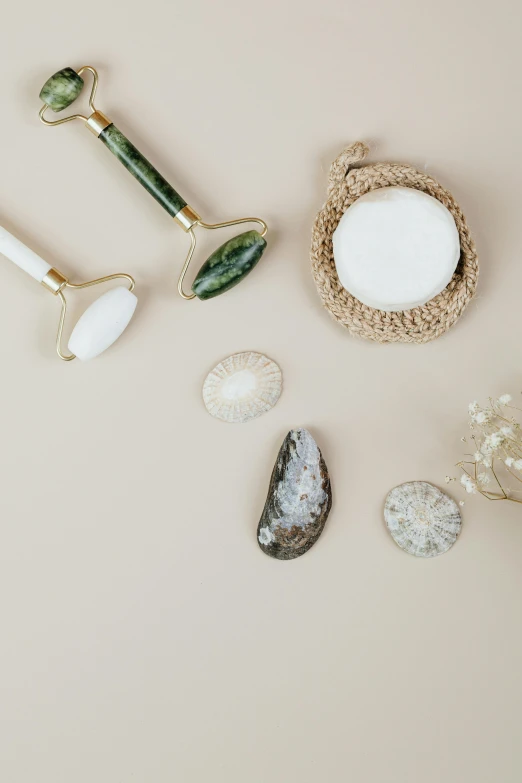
[490,432,505,448]
[460,474,477,494]
[480,433,504,456]
[480,440,493,456]
[455,392,522,505]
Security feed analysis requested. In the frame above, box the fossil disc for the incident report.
[384,481,461,558]
[202,351,282,423]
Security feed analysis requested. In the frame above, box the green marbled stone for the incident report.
[39,67,84,112]
[99,124,187,217]
[192,230,267,300]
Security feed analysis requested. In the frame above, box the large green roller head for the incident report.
[192,230,267,300]
[39,67,85,112]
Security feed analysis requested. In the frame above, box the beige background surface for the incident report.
[0,1,521,781]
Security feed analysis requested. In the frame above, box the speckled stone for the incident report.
[39,67,84,112]
[257,429,332,560]
[192,230,267,300]
[384,481,462,557]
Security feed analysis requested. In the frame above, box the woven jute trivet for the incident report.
[311,142,478,343]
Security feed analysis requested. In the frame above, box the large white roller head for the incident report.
[68,286,137,361]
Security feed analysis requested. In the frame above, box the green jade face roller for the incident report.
[38,66,268,301]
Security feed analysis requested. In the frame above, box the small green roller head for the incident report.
[39,67,84,112]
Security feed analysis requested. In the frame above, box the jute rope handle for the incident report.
[327,141,370,192]
[311,142,478,344]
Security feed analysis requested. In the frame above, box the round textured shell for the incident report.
[384,481,461,558]
[202,351,282,423]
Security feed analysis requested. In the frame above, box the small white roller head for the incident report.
[68,286,137,361]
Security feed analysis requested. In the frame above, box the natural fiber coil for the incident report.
[311,142,478,343]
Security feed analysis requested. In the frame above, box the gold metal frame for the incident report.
[177,216,269,300]
[41,268,135,361]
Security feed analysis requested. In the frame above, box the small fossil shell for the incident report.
[203,351,282,424]
[257,428,332,560]
[384,481,462,558]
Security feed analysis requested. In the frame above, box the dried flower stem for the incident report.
[451,394,522,504]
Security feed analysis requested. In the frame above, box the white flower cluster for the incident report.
[504,457,522,470]
[454,393,522,503]
[460,474,477,493]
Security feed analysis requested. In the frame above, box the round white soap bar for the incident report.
[332,186,460,311]
[68,286,137,361]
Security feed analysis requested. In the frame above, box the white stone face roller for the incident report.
[0,226,137,361]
